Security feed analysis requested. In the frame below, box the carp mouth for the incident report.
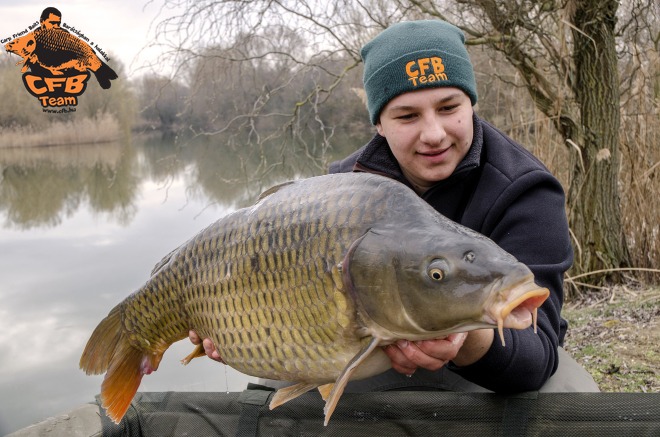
[485,277,550,346]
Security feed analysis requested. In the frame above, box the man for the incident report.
[191,19,598,392]
[40,7,63,30]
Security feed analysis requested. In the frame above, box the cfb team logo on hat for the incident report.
[3,7,117,112]
[405,56,448,87]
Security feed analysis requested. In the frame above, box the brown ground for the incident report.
[562,284,660,392]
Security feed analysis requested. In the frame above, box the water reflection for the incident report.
[0,143,135,228]
[0,132,366,434]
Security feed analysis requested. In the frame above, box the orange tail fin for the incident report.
[79,304,163,423]
[79,305,123,376]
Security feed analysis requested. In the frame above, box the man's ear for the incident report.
[376,122,384,136]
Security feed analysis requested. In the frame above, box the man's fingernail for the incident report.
[397,340,409,348]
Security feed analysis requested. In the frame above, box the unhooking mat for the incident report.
[98,386,660,436]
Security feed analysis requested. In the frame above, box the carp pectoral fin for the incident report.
[323,336,381,426]
[269,382,319,410]
[180,344,206,365]
[317,383,334,401]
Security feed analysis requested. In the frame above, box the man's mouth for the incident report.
[417,147,451,161]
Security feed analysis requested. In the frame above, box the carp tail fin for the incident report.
[99,341,158,424]
[79,305,123,375]
[93,62,118,89]
[80,304,162,424]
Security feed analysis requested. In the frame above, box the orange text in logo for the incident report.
[405,57,448,86]
[22,72,90,107]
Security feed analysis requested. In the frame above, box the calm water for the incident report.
[0,133,358,434]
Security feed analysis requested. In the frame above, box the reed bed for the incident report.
[0,113,120,149]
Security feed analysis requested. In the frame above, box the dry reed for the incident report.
[496,85,659,292]
[0,113,120,149]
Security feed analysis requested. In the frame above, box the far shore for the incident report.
[0,114,122,149]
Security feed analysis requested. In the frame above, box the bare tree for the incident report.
[436,0,631,276]
[153,0,659,281]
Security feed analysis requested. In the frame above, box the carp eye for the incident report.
[427,259,448,282]
[463,251,475,263]
[429,268,444,281]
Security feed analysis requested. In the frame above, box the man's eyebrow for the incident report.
[386,104,417,112]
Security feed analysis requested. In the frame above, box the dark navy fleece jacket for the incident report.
[329,114,572,392]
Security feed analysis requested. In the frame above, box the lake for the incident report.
[0,132,361,434]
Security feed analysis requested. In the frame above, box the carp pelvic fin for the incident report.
[323,336,381,426]
[181,344,206,365]
[317,383,334,401]
[269,382,319,410]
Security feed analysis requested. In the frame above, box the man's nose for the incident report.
[419,116,446,145]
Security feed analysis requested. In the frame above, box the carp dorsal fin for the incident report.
[269,382,319,410]
[149,246,180,276]
[323,336,381,426]
[256,180,296,202]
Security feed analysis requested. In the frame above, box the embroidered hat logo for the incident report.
[405,56,448,87]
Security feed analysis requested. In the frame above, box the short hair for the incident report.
[40,7,62,22]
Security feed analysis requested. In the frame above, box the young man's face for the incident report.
[376,87,474,193]
[41,13,61,29]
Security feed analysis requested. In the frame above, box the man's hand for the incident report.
[383,332,468,375]
[189,330,225,363]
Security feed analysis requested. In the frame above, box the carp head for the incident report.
[344,222,549,345]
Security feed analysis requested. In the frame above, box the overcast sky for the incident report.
[1,0,179,78]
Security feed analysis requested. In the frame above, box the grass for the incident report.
[0,113,120,148]
[563,285,660,392]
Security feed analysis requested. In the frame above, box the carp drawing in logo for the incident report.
[4,7,118,109]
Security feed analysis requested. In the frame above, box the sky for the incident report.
[0,0,181,78]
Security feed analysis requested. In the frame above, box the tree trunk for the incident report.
[567,0,630,277]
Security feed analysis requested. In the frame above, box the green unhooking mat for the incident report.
[98,387,660,436]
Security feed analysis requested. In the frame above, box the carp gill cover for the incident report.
[79,173,549,425]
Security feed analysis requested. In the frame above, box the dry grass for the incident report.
[563,285,660,392]
[618,108,660,280]
[0,140,123,169]
[0,113,120,149]
[492,90,660,294]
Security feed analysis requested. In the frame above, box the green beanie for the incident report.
[361,20,478,125]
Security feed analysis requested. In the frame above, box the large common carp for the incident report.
[80,173,549,425]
